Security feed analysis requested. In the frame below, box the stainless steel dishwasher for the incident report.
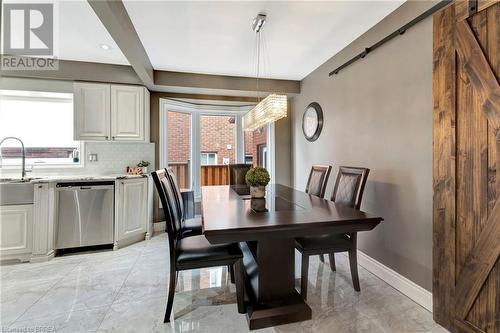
[56,181,114,249]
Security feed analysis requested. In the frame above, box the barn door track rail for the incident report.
[328,0,453,77]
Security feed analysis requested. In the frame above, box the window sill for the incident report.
[1,163,84,170]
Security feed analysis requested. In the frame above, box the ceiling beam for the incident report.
[154,71,300,95]
[1,57,300,96]
[88,0,154,88]
[0,56,141,85]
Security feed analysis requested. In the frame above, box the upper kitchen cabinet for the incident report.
[74,82,150,142]
[111,85,144,141]
[74,83,111,140]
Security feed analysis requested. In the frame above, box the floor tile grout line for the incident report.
[3,239,152,329]
[95,242,147,332]
[6,247,142,327]
[7,259,85,327]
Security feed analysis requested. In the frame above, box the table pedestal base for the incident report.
[245,292,312,330]
[240,239,312,330]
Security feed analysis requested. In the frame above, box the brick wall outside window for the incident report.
[166,111,266,166]
[200,115,235,164]
[167,111,191,163]
[252,127,267,166]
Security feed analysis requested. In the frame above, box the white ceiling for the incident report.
[7,1,404,80]
[53,0,129,65]
[123,0,404,80]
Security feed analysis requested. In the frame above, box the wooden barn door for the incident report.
[433,1,500,333]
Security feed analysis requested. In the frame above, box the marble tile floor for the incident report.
[0,232,448,333]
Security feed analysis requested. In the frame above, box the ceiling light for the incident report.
[99,44,111,50]
[243,14,287,132]
[243,94,287,132]
[252,14,266,33]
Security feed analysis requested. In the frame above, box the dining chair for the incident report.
[166,167,237,280]
[152,169,245,323]
[296,166,370,299]
[228,164,252,186]
[305,165,332,198]
[165,167,202,237]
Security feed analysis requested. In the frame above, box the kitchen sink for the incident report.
[0,180,37,205]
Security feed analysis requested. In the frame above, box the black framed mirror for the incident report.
[302,102,324,142]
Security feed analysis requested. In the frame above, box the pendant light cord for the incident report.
[256,30,261,102]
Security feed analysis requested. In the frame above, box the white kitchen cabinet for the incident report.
[31,183,56,262]
[74,82,149,142]
[0,204,33,262]
[74,82,111,140]
[111,85,144,141]
[115,177,148,248]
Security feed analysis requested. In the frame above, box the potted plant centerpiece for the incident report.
[245,166,270,198]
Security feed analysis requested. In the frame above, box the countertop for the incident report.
[0,174,149,184]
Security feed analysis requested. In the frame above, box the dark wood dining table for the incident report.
[201,184,383,330]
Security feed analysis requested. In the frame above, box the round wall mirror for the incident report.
[302,102,323,142]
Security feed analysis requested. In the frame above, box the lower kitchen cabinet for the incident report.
[0,204,33,262]
[115,177,148,248]
[32,183,56,262]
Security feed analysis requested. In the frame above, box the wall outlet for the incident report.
[88,153,98,162]
[227,144,232,150]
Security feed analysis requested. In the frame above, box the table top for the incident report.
[202,184,383,243]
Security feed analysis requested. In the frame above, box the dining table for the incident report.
[201,184,383,330]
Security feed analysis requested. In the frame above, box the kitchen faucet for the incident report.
[0,137,26,179]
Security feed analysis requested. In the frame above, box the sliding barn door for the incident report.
[433,1,500,333]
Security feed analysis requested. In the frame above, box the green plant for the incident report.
[245,167,270,187]
[138,160,150,167]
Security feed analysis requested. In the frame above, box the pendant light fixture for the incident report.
[243,14,287,132]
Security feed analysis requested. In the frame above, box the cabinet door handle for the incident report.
[105,136,109,140]
[112,136,115,140]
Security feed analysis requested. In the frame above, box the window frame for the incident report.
[200,152,218,166]
[0,90,84,169]
[160,98,273,200]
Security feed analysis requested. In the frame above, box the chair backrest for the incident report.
[151,169,182,240]
[165,167,184,222]
[229,164,252,186]
[152,169,179,271]
[330,166,370,210]
[305,165,332,198]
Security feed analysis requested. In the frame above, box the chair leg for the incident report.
[229,264,235,284]
[234,259,246,314]
[301,253,310,300]
[328,253,336,271]
[319,254,325,263]
[348,249,360,292]
[164,270,178,323]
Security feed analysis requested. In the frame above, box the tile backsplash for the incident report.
[2,142,155,177]
[81,142,155,175]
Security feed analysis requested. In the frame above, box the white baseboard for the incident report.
[153,221,166,233]
[355,250,433,312]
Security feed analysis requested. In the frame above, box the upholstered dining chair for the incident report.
[165,168,202,237]
[228,164,252,186]
[305,165,332,198]
[296,166,370,299]
[152,169,245,323]
[166,167,237,279]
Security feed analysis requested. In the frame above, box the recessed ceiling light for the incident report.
[99,44,111,50]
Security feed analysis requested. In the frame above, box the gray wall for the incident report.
[291,1,436,291]
[275,105,292,187]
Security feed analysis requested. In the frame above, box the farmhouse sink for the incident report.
[0,180,37,205]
